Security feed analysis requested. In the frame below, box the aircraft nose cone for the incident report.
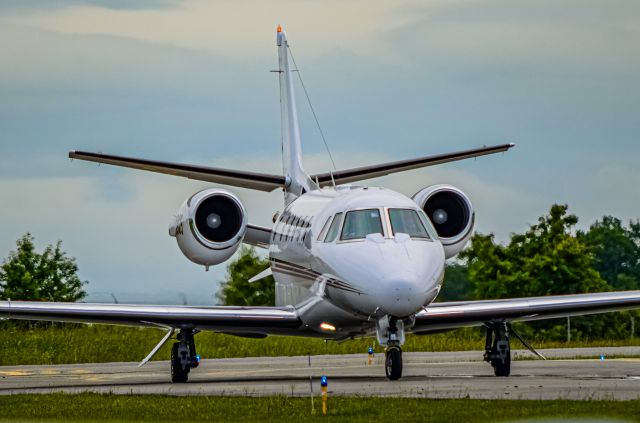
[376,277,427,317]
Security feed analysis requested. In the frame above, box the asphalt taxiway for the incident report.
[1,347,639,400]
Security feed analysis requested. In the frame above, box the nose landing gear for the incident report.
[385,345,403,380]
[377,316,406,380]
[171,329,200,383]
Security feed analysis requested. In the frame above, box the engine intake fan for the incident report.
[413,184,474,259]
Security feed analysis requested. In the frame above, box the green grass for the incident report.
[0,323,637,366]
[0,394,638,422]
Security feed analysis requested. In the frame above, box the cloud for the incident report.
[0,0,180,13]
[4,0,447,58]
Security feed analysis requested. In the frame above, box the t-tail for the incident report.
[277,25,316,205]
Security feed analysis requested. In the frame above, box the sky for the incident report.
[0,0,639,304]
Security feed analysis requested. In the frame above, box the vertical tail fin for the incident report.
[277,25,314,204]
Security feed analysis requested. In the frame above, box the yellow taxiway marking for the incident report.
[0,370,29,376]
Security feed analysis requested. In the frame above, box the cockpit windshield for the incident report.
[341,209,383,240]
[388,208,431,239]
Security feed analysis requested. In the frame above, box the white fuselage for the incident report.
[269,185,445,339]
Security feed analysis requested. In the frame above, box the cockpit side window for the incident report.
[324,213,343,243]
[340,209,383,241]
[317,216,333,241]
[388,208,430,239]
[417,209,439,240]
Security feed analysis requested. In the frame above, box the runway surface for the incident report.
[1,347,639,400]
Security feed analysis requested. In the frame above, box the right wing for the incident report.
[69,151,287,192]
[0,301,303,336]
[310,143,515,187]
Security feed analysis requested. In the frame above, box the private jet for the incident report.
[2,26,640,382]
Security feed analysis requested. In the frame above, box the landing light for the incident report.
[320,322,336,331]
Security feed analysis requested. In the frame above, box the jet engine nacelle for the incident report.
[412,184,474,259]
[169,189,247,268]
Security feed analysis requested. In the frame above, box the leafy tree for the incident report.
[0,233,87,302]
[460,205,628,340]
[578,216,640,290]
[463,204,608,300]
[438,263,472,302]
[217,247,275,306]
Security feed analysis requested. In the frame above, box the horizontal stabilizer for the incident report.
[310,143,515,186]
[69,151,287,192]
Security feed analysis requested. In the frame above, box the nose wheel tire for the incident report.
[385,346,403,380]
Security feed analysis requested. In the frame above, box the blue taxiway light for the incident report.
[320,375,328,387]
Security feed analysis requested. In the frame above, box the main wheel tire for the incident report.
[171,342,189,383]
[493,353,511,377]
[385,346,403,381]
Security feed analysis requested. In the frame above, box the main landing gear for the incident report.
[171,329,200,383]
[484,322,511,377]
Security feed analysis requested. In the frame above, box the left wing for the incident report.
[0,301,302,336]
[413,290,640,334]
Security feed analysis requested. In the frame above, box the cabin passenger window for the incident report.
[388,209,430,239]
[340,209,383,241]
[285,215,295,239]
[324,213,343,243]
